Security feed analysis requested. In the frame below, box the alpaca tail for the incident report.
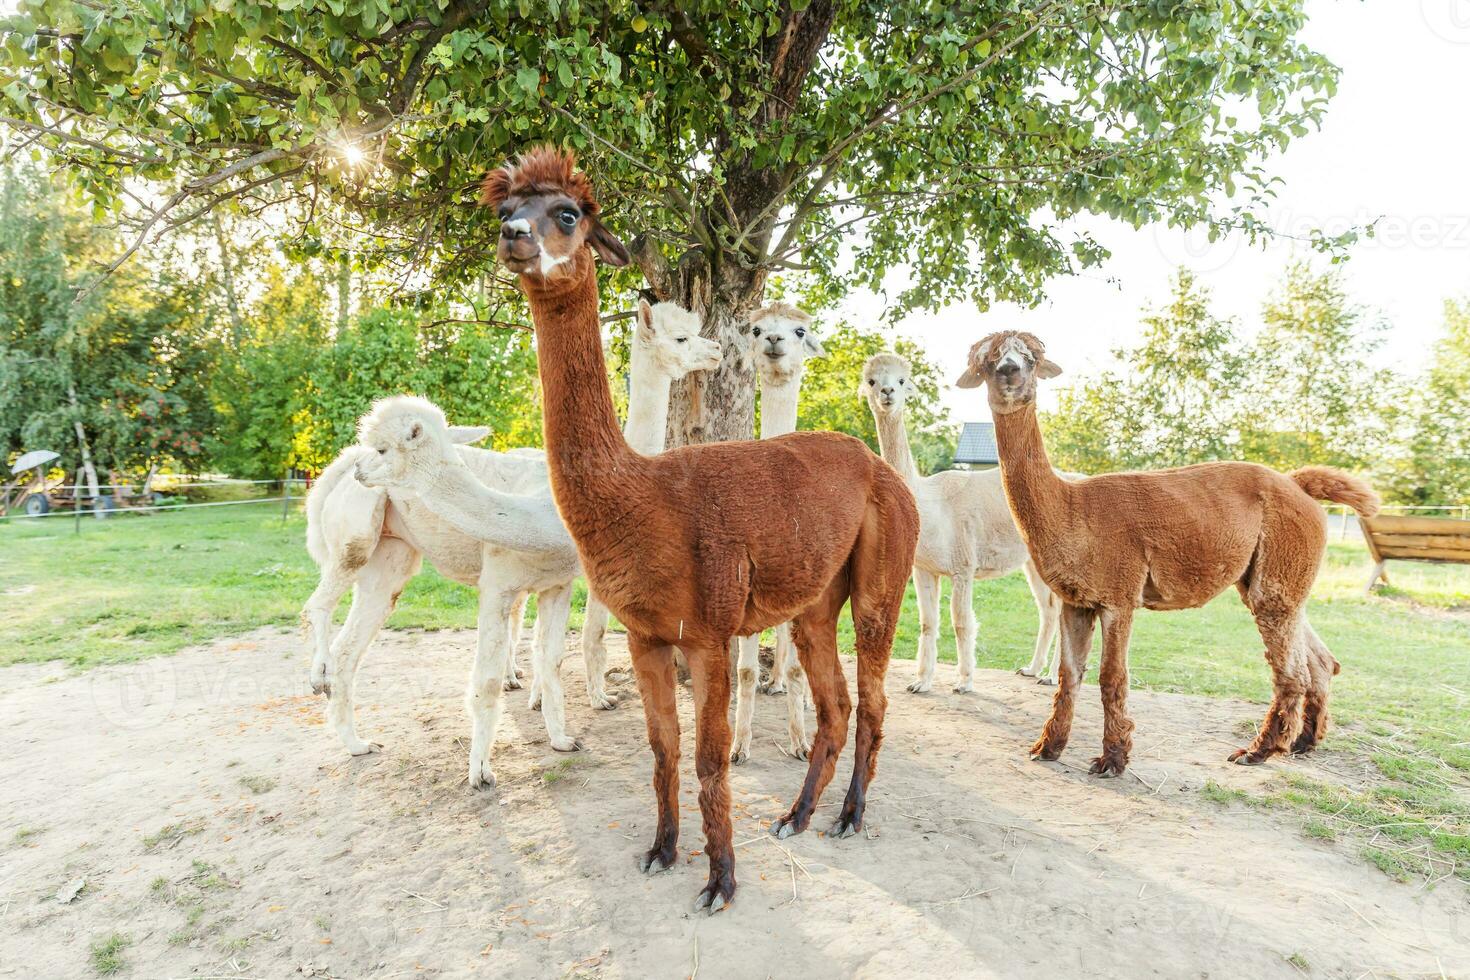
[1290,466,1381,518]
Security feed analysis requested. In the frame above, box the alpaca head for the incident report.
[635,298,722,380]
[748,303,824,386]
[481,146,629,289]
[954,331,1062,413]
[353,395,489,491]
[861,353,915,419]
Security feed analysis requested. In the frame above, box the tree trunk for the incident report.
[211,213,245,347]
[631,241,767,448]
[336,252,351,331]
[66,384,101,514]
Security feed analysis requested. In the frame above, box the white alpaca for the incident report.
[302,302,718,790]
[577,300,721,705]
[731,303,824,763]
[861,353,1065,690]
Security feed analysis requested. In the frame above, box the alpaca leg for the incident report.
[1089,607,1136,777]
[466,585,518,791]
[773,580,851,839]
[530,584,581,752]
[730,633,760,764]
[1030,603,1097,761]
[907,568,942,693]
[1292,623,1339,755]
[949,572,977,693]
[832,590,902,838]
[503,592,528,691]
[688,644,737,913]
[580,596,617,710]
[759,622,784,694]
[628,634,680,875]
[1231,609,1311,765]
[1018,560,1061,686]
[326,539,419,756]
[304,564,357,695]
[777,622,811,759]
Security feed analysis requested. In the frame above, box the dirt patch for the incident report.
[2,627,1466,978]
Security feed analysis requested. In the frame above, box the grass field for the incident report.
[3,503,1468,884]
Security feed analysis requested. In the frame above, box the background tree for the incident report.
[1235,261,1388,472]
[1384,299,1470,506]
[1,0,1340,448]
[1042,269,1248,471]
[793,318,955,474]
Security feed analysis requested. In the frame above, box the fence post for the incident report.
[281,471,290,523]
[73,496,81,536]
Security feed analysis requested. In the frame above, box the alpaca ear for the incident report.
[955,337,993,388]
[1035,358,1062,380]
[803,334,826,358]
[635,298,655,339]
[447,425,490,445]
[588,218,630,267]
[406,422,423,442]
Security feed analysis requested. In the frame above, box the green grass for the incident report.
[89,932,130,976]
[4,503,1469,884]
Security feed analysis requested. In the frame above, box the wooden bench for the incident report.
[1360,514,1470,593]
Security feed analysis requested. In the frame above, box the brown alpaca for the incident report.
[483,148,919,912]
[955,331,1380,775]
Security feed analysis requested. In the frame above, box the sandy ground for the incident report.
[2,627,1467,980]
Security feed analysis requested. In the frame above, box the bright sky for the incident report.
[855,0,1470,424]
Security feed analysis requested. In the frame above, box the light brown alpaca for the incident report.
[956,331,1380,776]
[483,148,919,912]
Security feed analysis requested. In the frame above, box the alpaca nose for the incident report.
[501,218,532,240]
[997,360,1020,379]
[880,386,895,398]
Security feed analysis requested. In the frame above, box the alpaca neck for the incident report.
[624,344,673,456]
[757,371,802,439]
[411,453,568,555]
[872,406,919,486]
[524,259,639,532]
[992,403,1068,547]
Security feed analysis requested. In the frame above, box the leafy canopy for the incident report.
[1,0,1339,314]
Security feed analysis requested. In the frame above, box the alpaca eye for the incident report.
[899,379,906,385]
[751,327,761,337]
[794,327,805,338]
[378,448,386,455]
[676,337,687,344]
[868,379,876,386]
[558,208,579,228]
[497,206,511,220]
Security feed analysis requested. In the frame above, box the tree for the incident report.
[0,165,217,490]
[1386,299,1470,505]
[2,0,1339,447]
[1235,261,1387,472]
[1042,269,1248,471]
[791,318,954,474]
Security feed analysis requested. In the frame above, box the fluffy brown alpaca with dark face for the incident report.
[484,148,919,912]
[956,331,1380,776]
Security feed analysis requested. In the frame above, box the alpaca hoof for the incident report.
[953,679,975,694]
[1037,677,1057,687]
[638,845,676,875]
[1229,748,1266,766]
[771,815,804,840]
[1029,739,1062,762]
[829,815,861,839]
[1016,667,1036,678]
[787,737,812,761]
[310,667,331,696]
[907,679,933,694]
[346,740,381,757]
[550,736,584,753]
[1088,755,1127,778]
[1289,733,1318,756]
[468,760,496,791]
[589,691,618,711]
[503,675,523,692]
[730,744,750,766]
[694,874,735,914]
